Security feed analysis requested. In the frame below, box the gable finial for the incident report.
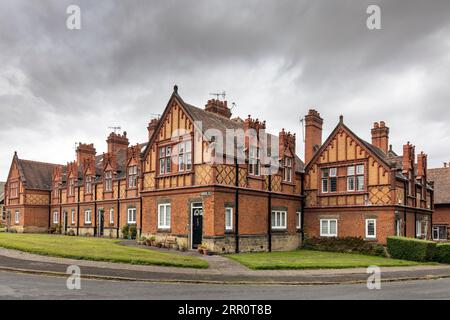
[339,115,344,123]
[173,84,178,93]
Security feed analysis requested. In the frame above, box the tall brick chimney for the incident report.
[402,142,415,173]
[106,132,129,155]
[205,99,232,119]
[147,118,159,141]
[76,143,96,166]
[304,109,323,164]
[417,152,427,178]
[371,121,389,154]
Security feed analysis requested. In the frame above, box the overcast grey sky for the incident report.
[1,0,449,179]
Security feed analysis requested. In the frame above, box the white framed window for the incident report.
[178,140,192,172]
[127,208,137,224]
[109,208,114,224]
[68,178,75,196]
[433,226,447,241]
[71,209,75,225]
[85,209,92,224]
[296,211,301,229]
[104,171,112,192]
[85,176,92,194]
[283,157,293,182]
[248,146,260,176]
[14,210,20,224]
[320,219,337,237]
[53,211,59,224]
[159,146,172,175]
[225,207,233,231]
[365,219,376,239]
[128,166,138,188]
[416,220,422,237]
[321,168,337,193]
[271,210,287,229]
[158,203,171,229]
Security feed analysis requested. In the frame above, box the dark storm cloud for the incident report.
[1,0,450,179]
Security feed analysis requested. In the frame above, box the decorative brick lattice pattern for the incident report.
[195,165,213,185]
[216,165,235,186]
[369,186,391,205]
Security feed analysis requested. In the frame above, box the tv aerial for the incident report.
[209,91,226,100]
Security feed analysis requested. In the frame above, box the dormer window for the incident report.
[283,157,293,182]
[53,183,59,198]
[248,147,260,176]
[105,171,113,192]
[128,166,138,188]
[68,178,75,196]
[321,168,337,193]
[85,176,92,194]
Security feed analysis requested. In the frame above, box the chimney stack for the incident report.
[205,99,232,119]
[106,132,129,155]
[76,143,96,166]
[147,118,159,141]
[402,142,415,173]
[371,121,389,154]
[304,109,323,164]
[445,163,448,168]
[417,152,427,178]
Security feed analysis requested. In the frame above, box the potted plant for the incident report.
[149,236,156,246]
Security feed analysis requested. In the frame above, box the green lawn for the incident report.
[227,249,435,270]
[0,233,208,269]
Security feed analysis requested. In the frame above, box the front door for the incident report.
[191,203,203,249]
[98,210,104,237]
[63,212,68,234]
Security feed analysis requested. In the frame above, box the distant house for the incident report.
[428,163,450,241]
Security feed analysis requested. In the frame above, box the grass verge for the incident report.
[0,233,208,269]
[227,249,436,270]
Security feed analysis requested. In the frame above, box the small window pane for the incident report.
[356,164,364,174]
[347,166,355,175]
[329,220,337,235]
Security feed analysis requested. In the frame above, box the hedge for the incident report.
[387,236,436,262]
[434,243,450,264]
[303,236,386,257]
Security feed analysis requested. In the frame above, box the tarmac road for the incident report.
[0,271,449,300]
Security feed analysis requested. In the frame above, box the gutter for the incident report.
[234,147,240,254]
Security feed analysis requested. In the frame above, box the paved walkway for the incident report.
[1,247,450,285]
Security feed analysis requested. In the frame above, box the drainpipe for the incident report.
[403,179,407,236]
[267,168,272,252]
[117,179,121,239]
[234,143,240,254]
[300,172,305,243]
[94,183,97,237]
[76,185,80,236]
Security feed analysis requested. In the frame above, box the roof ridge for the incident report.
[18,158,63,167]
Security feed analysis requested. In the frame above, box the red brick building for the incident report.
[428,163,450,241]
[4,86,304,253]
[3,88,435,249]
[303,110,434,244]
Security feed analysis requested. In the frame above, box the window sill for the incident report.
[364,237,377,241]
[271,228,287,233]
[320,235,337,237]
[319,191,367,196]
[157,171,193,178]
[157,228,171,233]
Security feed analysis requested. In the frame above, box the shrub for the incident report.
[121,224,130,239]
[434,243,450,264]
[303,236,386,256]
[387,236,436,262]
[129,225,137,240]
[67,229,75,236]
